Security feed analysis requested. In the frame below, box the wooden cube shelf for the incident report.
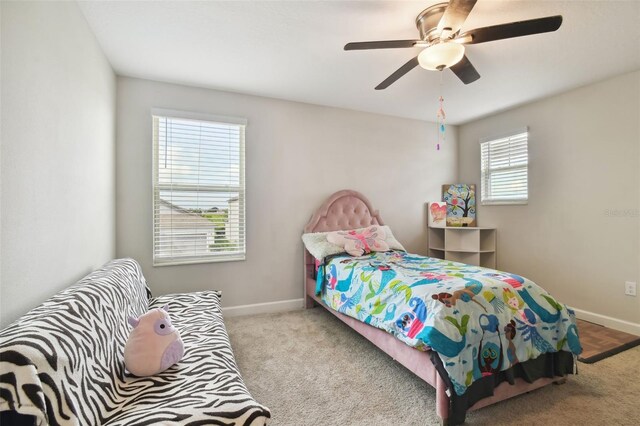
[428,226,496,268]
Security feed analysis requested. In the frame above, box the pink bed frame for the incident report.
[303,190,566,425]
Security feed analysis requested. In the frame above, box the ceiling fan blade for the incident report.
[457,15,563,45]
[375,56,419,90]
[437,0,478,38]
[450,55,480,84]
[344,40,420,50]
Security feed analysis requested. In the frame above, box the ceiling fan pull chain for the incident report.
[436,71,446,151]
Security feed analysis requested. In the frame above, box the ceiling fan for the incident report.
[344,0,563,89]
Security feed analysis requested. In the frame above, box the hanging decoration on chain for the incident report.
[436,70,446,151]
[436,96,446,150]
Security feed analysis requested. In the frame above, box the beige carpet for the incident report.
[226,308,640,426]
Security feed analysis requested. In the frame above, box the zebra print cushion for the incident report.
[0,258,271,425]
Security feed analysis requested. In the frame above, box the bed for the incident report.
[303,190,580,425]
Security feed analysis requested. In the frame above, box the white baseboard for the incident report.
[572,307,640,336]
[222,298,304,318]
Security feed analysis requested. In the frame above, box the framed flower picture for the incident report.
[442,184,477,227]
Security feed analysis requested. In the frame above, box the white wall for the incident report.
[0,1,116,327]
[458,71,640,327]
[116,77,457,307]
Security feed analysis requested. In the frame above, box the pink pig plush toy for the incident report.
[124,305,184,376]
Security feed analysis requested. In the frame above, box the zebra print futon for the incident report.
[0,258,271,425]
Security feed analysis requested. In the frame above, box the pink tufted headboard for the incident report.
[303,190,384,233]
[303,190,385,279]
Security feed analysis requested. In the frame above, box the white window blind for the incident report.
[152,111,246,265]
[480,129,528,205]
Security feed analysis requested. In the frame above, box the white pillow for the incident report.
[380,226,406,253]
[301,232,345,260]
[302,225,405,260]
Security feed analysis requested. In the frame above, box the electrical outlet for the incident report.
[625,281,637,297]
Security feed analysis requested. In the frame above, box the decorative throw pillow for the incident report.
[326,225,390,257]
[302,225,405,260]
[124,305,184,376]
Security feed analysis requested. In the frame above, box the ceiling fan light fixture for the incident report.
[418,42,465,71]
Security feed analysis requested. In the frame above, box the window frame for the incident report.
[151,108,247,266]
[479,128,529,206]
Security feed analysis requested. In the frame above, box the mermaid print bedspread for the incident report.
[316,250,582,396]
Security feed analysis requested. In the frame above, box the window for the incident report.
[152,109,246,265]
[480,129,528,205]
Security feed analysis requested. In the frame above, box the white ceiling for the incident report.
[78,0,640,124]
